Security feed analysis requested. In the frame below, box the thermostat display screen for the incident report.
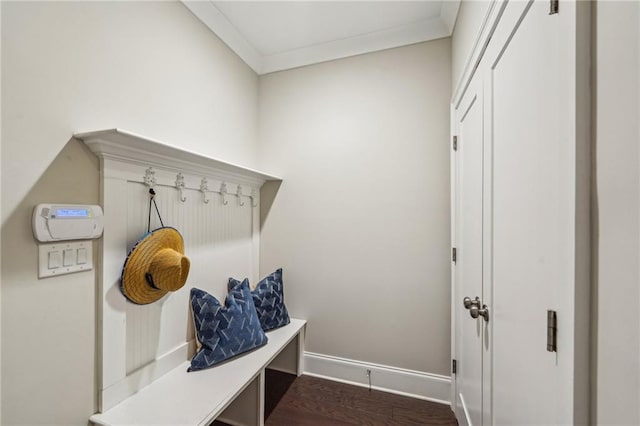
[55,208,90,218]
[33,203,103,242]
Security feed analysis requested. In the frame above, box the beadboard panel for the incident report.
[124,182,254,374]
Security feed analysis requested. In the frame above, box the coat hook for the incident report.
[200,177,210,204]
[144,167,156,188]
[250,188,258,208]
[220,182,229,205]
[237,185,245,206]
[175,173,186,202]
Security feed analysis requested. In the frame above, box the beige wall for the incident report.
[1,2,258,424]
[451,1,490,92]
[258,40,452,375]
[1,1,259,224]
[2,141,99,426]
[593,1,640,424]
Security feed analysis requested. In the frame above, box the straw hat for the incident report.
[121,227,190,305]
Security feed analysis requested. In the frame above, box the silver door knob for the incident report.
[470,304,490,322]
[463,296,481,310]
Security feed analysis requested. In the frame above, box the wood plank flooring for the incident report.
[216,370,458,425]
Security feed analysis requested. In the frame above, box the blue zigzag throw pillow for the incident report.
[229,268,290,332]
[188,282,268,372]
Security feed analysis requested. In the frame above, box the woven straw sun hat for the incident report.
[121,227,190,305]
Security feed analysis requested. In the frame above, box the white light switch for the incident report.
[39,241,93,278]
[63,249,74,267]
[48,251,61,269]
[77,248,87,264]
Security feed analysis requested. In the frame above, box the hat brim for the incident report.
[121,227,186,305]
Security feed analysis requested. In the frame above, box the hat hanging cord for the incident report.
[147,188,165,233]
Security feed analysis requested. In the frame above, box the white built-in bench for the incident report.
[90,319,306,426]
[78,129,297,426]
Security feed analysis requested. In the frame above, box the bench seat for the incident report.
[90,318,306,426]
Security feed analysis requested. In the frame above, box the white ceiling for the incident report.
[182,1,460,75]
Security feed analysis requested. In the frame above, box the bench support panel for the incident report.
[218,370,265,426]
[267,330,304,376]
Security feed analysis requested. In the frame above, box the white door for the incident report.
[452,0,589,424]
[453,74,485,426]
[485,0,580,422]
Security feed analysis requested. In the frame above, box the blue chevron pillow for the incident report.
[188,282,268,372]
[229,268,290,332]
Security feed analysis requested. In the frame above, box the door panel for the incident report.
[452,1,588,424]
[485,1,574,423]
[454,75,484,426]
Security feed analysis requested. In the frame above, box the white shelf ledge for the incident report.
[75,128,282,186]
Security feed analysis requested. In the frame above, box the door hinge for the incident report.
[549,0,559,15]
[452,359,457,375]
[453,135,458,151]
[452,247,457,264]
[547,310,557,352]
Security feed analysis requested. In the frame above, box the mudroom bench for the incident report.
[90,319,306,426]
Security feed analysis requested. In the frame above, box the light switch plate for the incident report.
[38,241,93,278]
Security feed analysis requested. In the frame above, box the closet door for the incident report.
[452,74,486,426]
[482,0,589,424]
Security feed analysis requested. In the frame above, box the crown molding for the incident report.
[182,0,460,75]
[261,16,449,74]
[182,0,264,73]
[440,0,462,34]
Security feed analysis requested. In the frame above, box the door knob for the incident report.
[463,296,481,310]
[470,304,490,322]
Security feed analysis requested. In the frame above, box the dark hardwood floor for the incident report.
[216,370,458,425]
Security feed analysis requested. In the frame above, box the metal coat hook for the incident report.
[250,188,258,208]
[175,173,186,202]
[237,185,245,206]
[220,182,229,205]
[144,167,157,188]
[200,177,210,204]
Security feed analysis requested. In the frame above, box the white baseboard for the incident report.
[303,352,451,405]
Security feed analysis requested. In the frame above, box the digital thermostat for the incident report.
[33,204,104,242]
